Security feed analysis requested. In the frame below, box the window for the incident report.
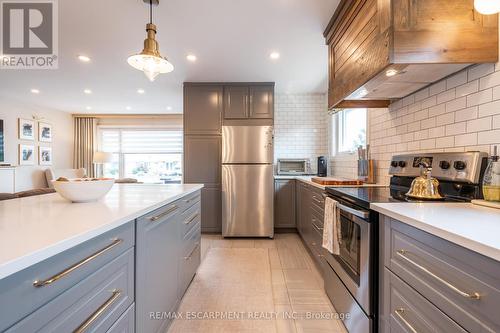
[334,108,367,153]
[98,128,183,184]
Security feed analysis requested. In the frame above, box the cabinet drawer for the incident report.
[311,207,324,228]
[179,191,201,212]
[179,200,201,237]
[386,219,500,332]
[0,223,134,332]
[7,248,134,333]
[179,237,201,298]
[309,224,325,265]
[387,268,466,333]
[181,224,201,261]
[310,191,325,215]
[137,201,180,225]
[106,303,134,333]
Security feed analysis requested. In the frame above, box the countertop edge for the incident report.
[0,184,204,280]
[370,203,500,262]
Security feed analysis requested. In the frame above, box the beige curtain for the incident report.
[73,117,97,177]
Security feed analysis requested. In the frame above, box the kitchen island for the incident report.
[0,183,203,333]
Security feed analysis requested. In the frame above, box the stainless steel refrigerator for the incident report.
[222,125,274,237]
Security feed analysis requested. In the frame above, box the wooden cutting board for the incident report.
[311,177,363,186]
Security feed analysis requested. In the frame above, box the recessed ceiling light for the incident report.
[30,89,40,94]
[385,69,398,77]
[126,106,132,111]
[137,89,145,94]
[270,52,280,60]
[84,89,92,94]
[78,55,91,62]
[186,54,197,62]
[166,106,173,111]
[85,106,92,110]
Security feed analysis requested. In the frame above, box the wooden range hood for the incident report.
[324,0,499,109]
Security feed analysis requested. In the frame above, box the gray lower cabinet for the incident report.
[274,179,296,229]
[200,185,222,233]
[136,191,202,333]
[0,223,134,332]
[380,215,500,333]
[136,203,181,333]
[0,191,202,333]
[184,135,221,185]
[295,180,325,266]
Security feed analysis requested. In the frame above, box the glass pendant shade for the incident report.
[474,0,500,14]
[127,23,174,82]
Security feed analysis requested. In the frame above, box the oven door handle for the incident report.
[336,203,369,219]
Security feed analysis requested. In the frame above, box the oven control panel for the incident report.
[389,152,488,184]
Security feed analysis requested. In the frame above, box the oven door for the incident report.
[324,199,372,316]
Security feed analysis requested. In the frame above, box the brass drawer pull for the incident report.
[394,308,418,333]
[149,205,177,222]
[33,238,123,288]
[184,242,200,260]
[184,212,199,225]
[396,249,481,300]
[74,289,122,333]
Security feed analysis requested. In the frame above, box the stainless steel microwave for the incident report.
[277,158,311,175]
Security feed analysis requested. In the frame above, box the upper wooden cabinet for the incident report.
[324,0,499,109]
[223,84,274,120]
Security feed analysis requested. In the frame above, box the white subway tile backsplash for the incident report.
[421,117,437,129]
[478,100,500,118]
[478,130,500,144]
[468,63,495,82]
[456,80,479,97]
[429,81,446,96]
[428,126,445,138]
[437,89,456,104]
[446,71,468,89]
[445,122,466,136]
[466,117,492,133]
[274,93,328,173]
[446,97,467,112]
[436,112,455,126]
[436,136,455,148]
[428,103,447,117]
[454,133,477,146]
[454,106,478,122]
[494,115,500,129]
[466,89,493,107]
[480,70,500,90]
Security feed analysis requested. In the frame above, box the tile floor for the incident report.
[169,233,348,333]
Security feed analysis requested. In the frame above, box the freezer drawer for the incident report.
[222,164,274,237]
[222,126,273,164]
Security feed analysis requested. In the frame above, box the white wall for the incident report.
[274,93,329,173]
[0,98,73,190]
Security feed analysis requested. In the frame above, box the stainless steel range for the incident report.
[323,152,488,333]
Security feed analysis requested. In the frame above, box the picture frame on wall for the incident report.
[18,118,35,141]
[39,122,52,142]
[39,146,52,166]
[19,144,35,165]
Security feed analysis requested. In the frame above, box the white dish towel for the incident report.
[322,197,342,255]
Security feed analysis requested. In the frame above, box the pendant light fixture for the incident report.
[127,0,174,82]
[474,0,500,15]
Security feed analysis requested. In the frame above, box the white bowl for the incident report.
[52,179,115,203]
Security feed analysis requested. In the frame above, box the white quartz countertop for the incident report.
[371,202,500,262]
[0,183,203,280]
[274,175,386,190]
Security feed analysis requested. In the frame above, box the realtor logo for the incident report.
[0,0,58,69]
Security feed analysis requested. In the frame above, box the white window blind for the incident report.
[99,129,183,154]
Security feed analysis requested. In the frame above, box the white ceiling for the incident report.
[0,0,339,114]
